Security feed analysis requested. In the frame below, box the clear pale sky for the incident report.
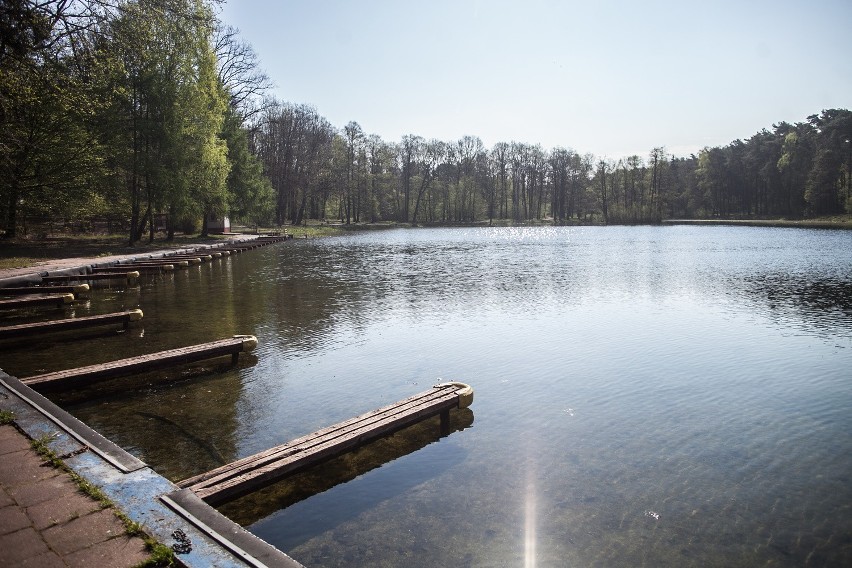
[218,0,852,160]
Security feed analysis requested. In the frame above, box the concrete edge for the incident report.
[0,368,303,568]
[162,489,305,568]
[0,373,145,472]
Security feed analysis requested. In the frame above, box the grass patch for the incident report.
[0,410,15,424]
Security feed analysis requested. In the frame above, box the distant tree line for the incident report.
[252,107,852,226]
[2,2,850,240]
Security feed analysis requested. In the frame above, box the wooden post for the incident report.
[440,408,450,436]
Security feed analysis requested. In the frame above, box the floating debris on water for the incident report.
[645,510,661,520]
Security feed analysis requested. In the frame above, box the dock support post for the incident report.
[231,352,239,365]
[440,408,450,436]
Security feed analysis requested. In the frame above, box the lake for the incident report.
[2,225,851,567]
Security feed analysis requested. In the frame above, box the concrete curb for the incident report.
[0,371,303,567]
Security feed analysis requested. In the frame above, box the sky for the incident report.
[218,0,852,160]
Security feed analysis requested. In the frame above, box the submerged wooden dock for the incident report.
[21,335,258,392]
[92,264,173,273]
[41,271,139,283]
[179,382,474,505]
[0,284,90,296]
[0,293,74,309]
[0,310,143,340]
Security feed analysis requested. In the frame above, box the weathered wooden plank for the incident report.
[92,264,172,273]
[191,393,458,502]
[222,244,258,251]
[165,254,211,262]
[189,393,460,505]
[0,284,89,296]
[183,388,456,488]
[41,272,139,283]
[128,260,189,268]
[160,256,202,264]
[0,293,74,309]
[181,383,473,505]
[0,309,143,339]
[21,335,258,391]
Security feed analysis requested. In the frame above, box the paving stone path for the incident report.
[0,424,152,567]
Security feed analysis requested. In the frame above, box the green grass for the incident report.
[0,410,15,425]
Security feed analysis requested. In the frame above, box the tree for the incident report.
[0,0,114,238]
[398,135,422,222]
[213,23,273,122]
[222,109,272,226]
[342,121,364,224]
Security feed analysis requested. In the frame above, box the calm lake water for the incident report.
[2,225,851,567]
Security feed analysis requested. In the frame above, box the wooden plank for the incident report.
[165,254,213,261]
[181,383,472,505]
[0,284,89,296]
[128,260,189,267]
[222,244,258,251]
[0,309,143,339]
[41,272,139,283]
[0,293,74,310]
[92,265,172,273]
[21,335,258,391]
[160,256,202,264]
[187,389,460,504]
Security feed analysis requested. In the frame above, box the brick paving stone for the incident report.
[26,490,102,531]
[0,449,59,486]
[17,550,66,568]
[0,526,50,564]
[0,486,14,508]
[0,424,153,567]
[65,534,151,568]
[41,508,124,556]
[16,550,67,568]
[0,504,31,535]
[0,426,31,455]
[7,474,79,508]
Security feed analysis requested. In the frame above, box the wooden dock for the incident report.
[127,260,189,268]
[179,382,474,505]
[41,272,139,283]
[92,264,173,273]
[0,293,75,310]
[159,254,209,262]
[0,284,90,296]
[21,335,258,392]
[0,310,143,340]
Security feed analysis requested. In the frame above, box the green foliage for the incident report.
[0,410,15,424]
[222,110,273,225]
[1,2,849,230]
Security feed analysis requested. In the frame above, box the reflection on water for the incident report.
[1,226,851,567]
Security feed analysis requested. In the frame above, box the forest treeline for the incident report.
[2,1,851,243]
[254,106,851,227]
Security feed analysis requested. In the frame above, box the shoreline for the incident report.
[2,216,850,278]
[661,217,852,230]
